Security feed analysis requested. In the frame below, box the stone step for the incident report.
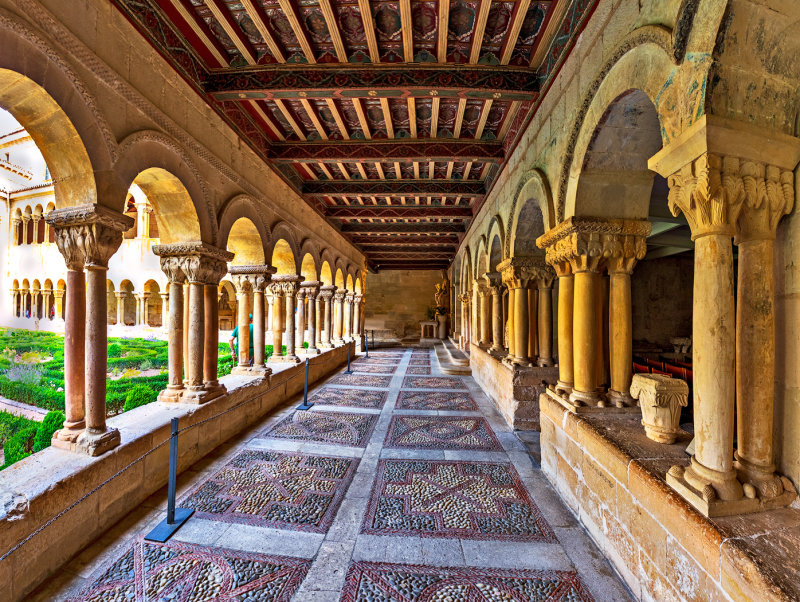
[442,338,470,366]
[434,342,471,375]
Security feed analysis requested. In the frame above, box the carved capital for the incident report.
[333,290,347,303]
[497,256,546,289]
[458,293,470,304]
[354,293,364,304]
[301,280,321,300]
[536,216,650,273]
[154,242,235,285]
[268,274,301,297]
[229,264,276,292]
[667,153,748,239]
[734,163,795,243]
[482,272,503,294]
[47,204,134,270]
[318,284,336,301]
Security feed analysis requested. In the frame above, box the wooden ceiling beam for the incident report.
[469,0,492,64]
[352,99,372,140]
[305,179,484,196]
[340,222,466,233]
[380,98,394,138]
[300,99,329,140]
[166,0,229,67]
[474,99,492,139]
[246,100,285,141]
[497,100,519,141]
[400,0,414,62]
[500,0,531,64]
[240,0,285,62]
[357,0,380,62]
[325,99,350,139]
[276,0,316,63]
[325,205,473,218]
[407,98,417,138]
[273,99,306,140]
[204,0,257,65]
[431,96,440,138]
[437,0,450,62]
[270,139,504,163]
[318,0,348,62]
[453,98,466,137]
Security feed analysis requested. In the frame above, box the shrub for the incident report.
[4,362,42,386]
[0,411,36,446]
[33,410,65,452]
[108,343,122,358]
[123,385,157,412]
[139,359,153,371]
[3,425,37,468]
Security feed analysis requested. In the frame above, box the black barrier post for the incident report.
[365,330,370,358]
[344,341,353,374]
[297,358,313,410]
[145,417,194,542]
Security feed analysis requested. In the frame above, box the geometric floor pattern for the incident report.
[408,358,431,366]
[351,363,398,374]
[181,450,358,532]
[264,410,378,447]
[309,386,388,409]
[395,390,479,411]
[385,415,502,451]
[330,373,392,387]
[406,365,431,375]
[362,459,556,542]
[66,537,311,602]
[402,376,468,390]
[340,561,595,601]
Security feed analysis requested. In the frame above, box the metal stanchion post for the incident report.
[145,417,194,542]
[344,341,353,374]
[365,330,370,358]
[297,358,313,410]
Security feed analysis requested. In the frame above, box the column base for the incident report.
[537,357,554,367]
[332,339,345,346]
[319,342,333,349]
[555,380,573,395]
[667,458,796,517]
[75,428,121,457]
[568,388,603,407]
[489,344,504,353]
[231,365,272,380]
[269,354,301,365]
[180,386,216,404]
[502,355,532,368]
[158,386,184,403]
[735,454,790,500]
[302,347,321,355]
[606,389,637,408]
[51,420,85,447]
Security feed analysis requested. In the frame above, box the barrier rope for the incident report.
[0,342,353,564]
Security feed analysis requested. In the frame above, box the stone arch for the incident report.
[334,267,345,289]
[300,252,318,281]
[115,132,212,243]
[473,235,488,279]
[354,275,363,294]
[319,260,334,286]
[143,280,162,327]
[268,222,301,274]
[0,10,117,209]
[218,279,237,330]
[345,274,354,292]
[119,280,136,326]
[106,279,116,325]
[507,169,554,257]
[298,239,322,276]
[485,215,505,270]
[228,218,267,266]
[217,193,270,256]
[559,33,681,221]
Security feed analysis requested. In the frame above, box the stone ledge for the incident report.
[0,344,350,601]
[539,393,800,602]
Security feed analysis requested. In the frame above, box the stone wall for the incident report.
[631,254,694,348]
[364,270,442,341]
[0,345,350,601]
[539,393,798,602]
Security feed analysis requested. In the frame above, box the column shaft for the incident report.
[538,284,553,366]
[285,291,298,360]
[513,287,529,363]
[608,270,634,406]
[569,270,601,405]
[186,282,205,389]
[203,284,220,387]
[165,282,184,395]
[556,273,574,392]
[59,269,86,439]
[296,292,306,353]
[253,289,265,366]
[308,295,318,352]
[272,294,284,355]
[490,290,503,352]
[237,290,251,365]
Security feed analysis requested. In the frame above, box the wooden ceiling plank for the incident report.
[318,162,335,179]
[325,99,350,139]
[469,0,493,64]
[428,161,434,179]
[337,162,351,179]
[356,162,368,179]
[300,98,329,140]
[318,0,348,62]
[352,99,372,139]
[407,98,417,138]
[497,100,520,140]
[274,99,307,140]
[463,161,472,179]
[240,0,285,62]
[247,100,285,141]
[167,0,229,67]
[400,0,414,62]
[204,0,257,64]
[380,98,394,138]
[499,0,531,64]
[430,96,440,138]
[446,161,454,179]
[394,162,402,179]
[276,0,317,63]
[375,162,386,179]
[531,0,569,68]
[413,162,420,179]
[437,0,450,63]
[303,164,319,180]
[474,99,492,139]
[453,98,466,137]
[357,0,380,62]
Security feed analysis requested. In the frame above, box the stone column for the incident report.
[478,283,491,347]
[155,256,186,402]
[537,269,555,367]
[733,162,794,499]
[553,262,574,393]
[229,267,277,376]
[11,218,20,245]
[319,285,335,347]
[31,287,40,319]
[483,273,503,353]
[302,282,321,354]
[606,253,640,407]
[233,276,252,367]
[498,258,538,366]
[181,263,207,401]
[31,216,40,243]
[47,204,133,455]
[333,290,346,345]
[662,153,745,504]
[135,201,150,238]
[458,292,470,348]
[295,288,306,353]
[353,293,363,346]
[343,292,354,341]
[200,256,232,395]
[161,292,169,330]
[21,215,29,244]
[53,289,64,321]
[269,275,302,363]
[115,292,125,325]
[269,282,285,357]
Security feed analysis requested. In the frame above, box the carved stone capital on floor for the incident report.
[47,204,134,270]
[229,264,277,292]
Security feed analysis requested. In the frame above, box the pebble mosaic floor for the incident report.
[41,347,632,602]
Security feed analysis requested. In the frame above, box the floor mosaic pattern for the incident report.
[66,537,310,602]
[351,363,398,374]
[181,450,357,532]
[340,561,595,601]
[385,416,502,451]
[309,387,388,409]
[395,390,479,411]
[406,365,431,375]
[408,358,431,366]
[362,460,556,542]
[329,374,392,387]
[402,376,468,390]
[264,410,378,447]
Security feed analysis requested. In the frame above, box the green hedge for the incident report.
[3,424,37,468]
[33,410,65,452]
[123,385,158,412]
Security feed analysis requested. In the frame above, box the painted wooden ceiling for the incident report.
[113,0,598,270]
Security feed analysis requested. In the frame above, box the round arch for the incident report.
[507,169,555,256]
[271,239,297,274]
[484,216,505,271]
[334,267,345,289]
[218,194,270,254]
[319,261,334,286]
[473,235,488,279]
[300,253,318,281]
[228,217,267,266]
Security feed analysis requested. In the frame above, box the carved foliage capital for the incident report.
[482,272,503,293]
[333,290,347,302]
[48,205,134,270]
[630,374,689,409]
[301,281,321,300]
[318,284,336,301]
[735,162,795,242]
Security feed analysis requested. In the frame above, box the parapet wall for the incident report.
[539,393,800,602]
[0,345,349,601]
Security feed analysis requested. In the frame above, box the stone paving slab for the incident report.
[395,390,479,411]
[262,410,378,447]
[402,376,469,390]
[384,415,503,451]
[308,386,389,409]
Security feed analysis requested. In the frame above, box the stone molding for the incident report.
[537,216,650,273]
[46,204,134,270]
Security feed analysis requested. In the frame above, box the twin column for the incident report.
[230,265,276,376]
